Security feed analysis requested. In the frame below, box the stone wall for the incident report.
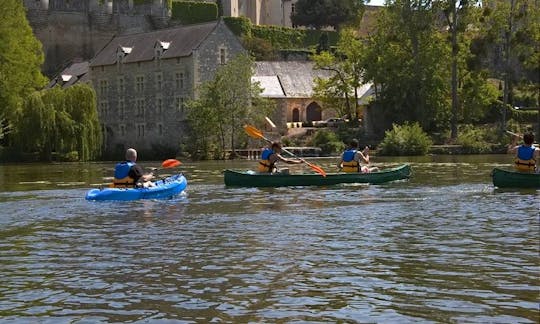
[23,0,170,76]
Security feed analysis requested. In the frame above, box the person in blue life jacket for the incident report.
[112,148,155,187]
[338,139,379,173]
[258,142,304,173]
[508,132,540,173]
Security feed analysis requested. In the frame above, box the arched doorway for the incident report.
[292,108,300,122]
[306,102,322,121]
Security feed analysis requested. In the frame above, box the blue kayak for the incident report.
[85,174,187,201]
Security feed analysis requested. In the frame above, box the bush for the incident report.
[456,124,500,154]
[379,122,432,156]
[171,1,218,24]
[309,129,345,156]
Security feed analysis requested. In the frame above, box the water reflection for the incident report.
[0,156,538,322]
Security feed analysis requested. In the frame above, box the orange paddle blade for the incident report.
[162,159,182,168]
[305,161,326,177]
[244,124,265,140]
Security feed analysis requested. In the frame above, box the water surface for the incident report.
[0,155,538,323]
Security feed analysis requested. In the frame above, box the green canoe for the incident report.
[224,164,411,187]
[491,168,540,188]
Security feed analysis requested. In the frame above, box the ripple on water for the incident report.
[0,178,538,322]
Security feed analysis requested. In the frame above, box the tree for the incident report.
[186,54,274,159]
[442,0,481,139]
[13,84,102,161]
[291,0,366,30]
[361,0,451,133]
[0,0,47,124]
[65,84,102,161]
[312,28,367,122]
[478,0,539,130]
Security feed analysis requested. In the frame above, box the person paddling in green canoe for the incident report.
[112,148,155,188]
[508,132,540,173]
[258,142,304,174]
[338,139,379,173]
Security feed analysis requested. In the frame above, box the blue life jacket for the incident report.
[517,145,535,160]
[515,145,536,172]
[112,161,136,187]
[342,149,357,162]
[341,149,359,172]
[259,148,276,172]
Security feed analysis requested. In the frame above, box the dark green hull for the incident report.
[224,164,411,187]
[491,168,540,188]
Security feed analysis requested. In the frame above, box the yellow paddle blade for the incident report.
[162,159,182,168]
[244,124,264,140]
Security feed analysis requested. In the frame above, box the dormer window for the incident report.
[154,40,171,61]
[61,75,72,83]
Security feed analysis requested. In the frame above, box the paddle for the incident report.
[244,124,327,177]
[150,159,182,172]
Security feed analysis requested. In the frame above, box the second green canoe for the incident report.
[224,164,411,187]
[491,168,540,188]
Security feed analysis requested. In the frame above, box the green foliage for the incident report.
[171,1,218,24]
[309,129,345,156]
[223,16,338,50]
[312,28,367,120]
[186,54,274,160]
[455,124,500,154]
[362,2,451,132]
[291,0,365,30]
[460,71,499,123]
[252,25,304,49]
[241,36,277,61]
[12,84,102,161]
[223,16,252,36]
[379,122,433,156]
[0,0,47,122]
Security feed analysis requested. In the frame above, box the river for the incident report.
[0,155,538,323]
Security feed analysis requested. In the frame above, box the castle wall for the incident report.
[24,0,170,77]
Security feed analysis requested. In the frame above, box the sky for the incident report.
[366,0,385,6]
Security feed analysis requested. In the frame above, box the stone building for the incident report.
[253,61,375,135]
[89,19,245,157]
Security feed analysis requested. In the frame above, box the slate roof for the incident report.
[254,61,374,102]
[89,21,219,67]
[47,60,89,88]
[254,61,332,98]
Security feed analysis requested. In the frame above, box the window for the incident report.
[99,101,108,116]
[158,123,163,136]
[136,98,145,117]
[175,72,184,89]
[156,97,163,115]
[136,76,144,92]
[219,48,226,64]
[118,77,124,93]
[99,80,108,96]
[137,124,145,138]
[119,124,126,136]
[118,99,125,120]
[155,73,162,91]
[175,96,184,113]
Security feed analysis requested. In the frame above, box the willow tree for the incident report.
[65,84,102,161]
[14,85,101,161]
[0,0,47,124]
[186,54,274,159]
[15,90,58,160]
